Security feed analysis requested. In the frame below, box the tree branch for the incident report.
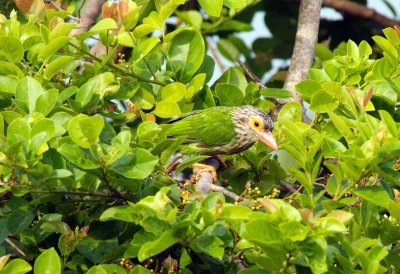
[283,0,322,123]
[69,0,105,36]
[323,0,399,27]
[193,158,242,201]
[5,237,27,257]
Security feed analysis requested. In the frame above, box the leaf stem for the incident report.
[68,42,166,86]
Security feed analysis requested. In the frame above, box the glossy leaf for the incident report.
[111,148,158,179]
[33,248,61,274]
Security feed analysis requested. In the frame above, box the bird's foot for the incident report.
[192,163,218,183]
[214,155,227,169]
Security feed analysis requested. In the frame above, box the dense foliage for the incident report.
[0,0,399,273]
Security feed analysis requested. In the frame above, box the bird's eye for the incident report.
[251,118,263,130]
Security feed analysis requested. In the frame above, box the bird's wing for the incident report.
[167,107,236,147]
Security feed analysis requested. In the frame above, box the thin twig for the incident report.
[207,40,225,73]
[68,42,166,86]
[5,237,27,257]
[236,58,265,89]
[210,184,242,201]
[236,58,280,107]
[0,182,128,198]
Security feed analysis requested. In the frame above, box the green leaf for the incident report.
[39,36,71,59]
[100,204,138,223]
[31,119,55,141]
[34,248,61,274]
[358,40,372,57]
[198,0,223,16]
[86,266,107,274]
[57,143,100,169]
[260,88,292,99]
[278,102,302,123]
[370,80,398,105]
[131,265,152,274]
[35,89,58,117]
[217,39,240,61]
[96,265,126,274]
[49,23,76,41]
[315,43,334,60]
[179,248,192,269]
[58,86,78,102]
[7,118,30,144]
[132,36,160,65]
[354,186,400,218]
[44,56,74,80]
[111,148,158,179]
[161,82,186,102]
[7,208,34,234]
[133,88,155,110]
[279,221,308,241]
[75,72,119,109]
[0,75,18,97]
[295,80,321,101]
[241,219,280,247]
[0,37,24,62]
[104,130,132,165]
[153,101,181,118]
[347,40,359,62]
[137,122,161,149]
[219,205,253,221]
[90,18,118,32]
[309,90,339,113]
[215,83,243,106]
[328,112,353,143]
[224,0,247,9]
[354,186,392,208]
[168,29,205,83]
[47,169,73,180]
[0,258,32,274]
[174,155,210,174]
[138,230,180,262]
[218,67,247,90]
[15,76,44,113]
[379,110,398,138]
[190,235,224,260]
[176,10,203,29]
[68,114,104,148]
[373,36,398,65]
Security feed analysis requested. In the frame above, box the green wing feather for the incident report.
[167,107,237,154]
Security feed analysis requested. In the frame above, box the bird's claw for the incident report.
[192,163,218,183]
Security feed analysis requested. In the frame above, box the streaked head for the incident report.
[232,106,278,151]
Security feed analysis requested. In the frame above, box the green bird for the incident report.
[166,105,278,155]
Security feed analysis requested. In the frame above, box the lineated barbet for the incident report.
[167,105,278,155]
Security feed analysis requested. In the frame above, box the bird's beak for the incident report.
[256,131,278,150]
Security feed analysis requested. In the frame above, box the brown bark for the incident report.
[283,0,322,122]
[70,0,106,36]
[323,0,399,27]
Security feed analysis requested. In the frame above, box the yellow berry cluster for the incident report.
[382,214,400,227]
[264,188,280,199]
[246,186,261,196]
[120,258,134,270]
[117,52,126,63]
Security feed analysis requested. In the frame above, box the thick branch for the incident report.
[70,0,106,36]
[283,0,322,122]
[323,0,399,27]
[194,158,241,201]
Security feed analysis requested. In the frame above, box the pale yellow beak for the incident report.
[256,131,278,151]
